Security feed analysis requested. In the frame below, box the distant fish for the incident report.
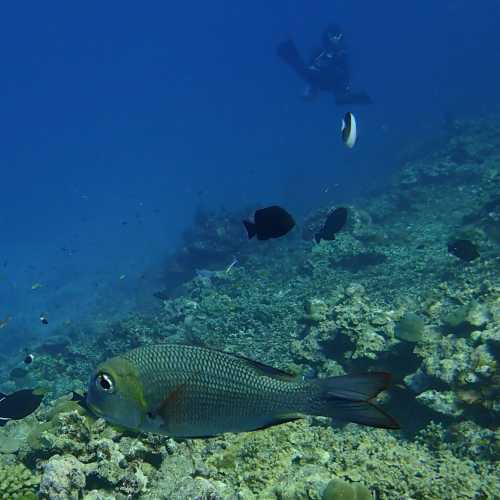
[0,388,45,426]
[243,206,295,240]
[24,354,35,365]
[10,367,28,379]
[447,239,479,262]
[61,247,77,256]
[31,282,43,290]
[86,344,398,437]
[119,274,127,280]
[40,313,49,325]
[341,112,357,148]
[153,290,170,301]
[0,315,12,330]
[225,257,238,273]
[315,207,348,243]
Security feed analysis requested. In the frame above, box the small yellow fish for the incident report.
[31,282,43,290]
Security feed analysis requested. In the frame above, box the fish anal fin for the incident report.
[254,413,303,431]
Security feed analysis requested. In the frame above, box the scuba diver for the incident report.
[277,24,371,106]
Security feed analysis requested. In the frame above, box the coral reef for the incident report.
[0,461,39,500]
[1,115,499,498]
[322,479,372,500]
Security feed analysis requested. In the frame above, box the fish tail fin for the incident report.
[277,40,305,74]
[243,220,257,239]
[308,372,399,429]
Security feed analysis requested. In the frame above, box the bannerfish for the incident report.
[243,206,295,241]
[447,239,479,262]
[315,207,348,243]
[341,112,357,148]
[0,388,45,426]
[86,344,399,438]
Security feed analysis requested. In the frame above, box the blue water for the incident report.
[1,0,499,351]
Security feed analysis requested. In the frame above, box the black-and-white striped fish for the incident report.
[341,112,357,148]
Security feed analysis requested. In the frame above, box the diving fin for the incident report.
[277,40,306,74]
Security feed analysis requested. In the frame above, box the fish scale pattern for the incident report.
[122,344,310,436]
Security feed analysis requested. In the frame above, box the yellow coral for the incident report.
[0,462,39,500]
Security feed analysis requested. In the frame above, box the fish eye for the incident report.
[95,372,114,393]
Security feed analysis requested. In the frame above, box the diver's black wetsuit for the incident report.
[277,25,371,106]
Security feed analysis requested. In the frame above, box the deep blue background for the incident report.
[1,1,499,348]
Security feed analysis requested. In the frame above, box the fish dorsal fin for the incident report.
[235,354,297,381]
[196,345,298,381]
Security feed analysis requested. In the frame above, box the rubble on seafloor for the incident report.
[1,116,499,498]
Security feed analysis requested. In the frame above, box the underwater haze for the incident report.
[0,1,499,498]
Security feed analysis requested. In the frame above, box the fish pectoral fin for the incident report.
[156,383,189,420]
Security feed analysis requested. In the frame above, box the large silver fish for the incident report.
[86,344,398,437]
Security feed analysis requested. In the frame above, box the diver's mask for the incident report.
[328,32,343,45]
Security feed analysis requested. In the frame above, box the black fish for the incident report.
[315,207,348,243]
[243,206,295,240]
[447,239,479,262]
[24,354,34,364]
[71,391,90,411]
[0,389,45,426]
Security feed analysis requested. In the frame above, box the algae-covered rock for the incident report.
[323,478,372,500]
[395,312,425,342]
[416,389,464,417]
[443,301,490,330]
[302,298,329,324]
[39,454,86,500]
